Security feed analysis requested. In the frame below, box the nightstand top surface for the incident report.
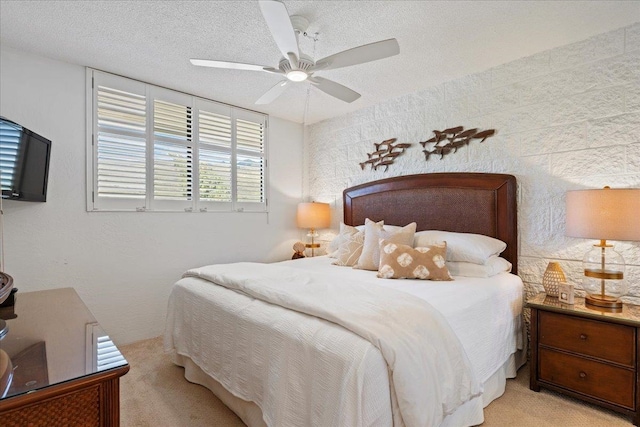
[528,293,640,327]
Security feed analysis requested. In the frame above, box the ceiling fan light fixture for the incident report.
[192,2,399,105]
[286,70,308,82]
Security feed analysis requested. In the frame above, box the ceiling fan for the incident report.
[190,0,400,105]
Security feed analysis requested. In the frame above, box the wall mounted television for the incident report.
[0,117,52,202]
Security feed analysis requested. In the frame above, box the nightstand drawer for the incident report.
[539,347,635,409]
[539,311,635,366]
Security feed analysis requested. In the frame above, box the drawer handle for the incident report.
[579,372,587,379]
[579,334,587,340]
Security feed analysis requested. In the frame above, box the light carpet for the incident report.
[119,337,630,426]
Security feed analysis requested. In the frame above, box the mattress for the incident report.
[164,256,525,426]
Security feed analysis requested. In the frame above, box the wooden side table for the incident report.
[528,294,640,425]
[0,288,129,426]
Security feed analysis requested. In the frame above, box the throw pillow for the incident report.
[377,240,453,280]
[332,230,365,266]
[327,220,383,258]
[327,223,359,258]
[354,219,416,271]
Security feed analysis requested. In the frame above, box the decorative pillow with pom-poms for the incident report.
[377,240,453,281]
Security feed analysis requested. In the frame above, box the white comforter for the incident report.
[165,257,523,427]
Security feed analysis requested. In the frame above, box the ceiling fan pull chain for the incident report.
[302,34,319,124]
[311,32,318,64]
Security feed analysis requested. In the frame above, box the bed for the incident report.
[164,172,526,427]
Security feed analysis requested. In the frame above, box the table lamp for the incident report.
[297,202,331,256]
[565,187,640,309]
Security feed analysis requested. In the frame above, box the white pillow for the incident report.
[413,230,506,265]
[361,224,400,232]
[354,219,416,271]
[346,222,387,232]
[328,221,382,258]
[331,230,365,266]
[327,223,358,256]
[446,256,512,278]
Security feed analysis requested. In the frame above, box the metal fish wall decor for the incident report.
[420,126,496,161]
[359,138,411,172]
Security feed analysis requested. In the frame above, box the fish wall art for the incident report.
[359,138,411,172]
[420,126,496,161]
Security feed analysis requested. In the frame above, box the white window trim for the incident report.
[86,68,269,213]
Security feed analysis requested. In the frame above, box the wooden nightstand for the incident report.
[528,294,640,425]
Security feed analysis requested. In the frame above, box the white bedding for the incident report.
[283,257,524,384]
[164,256,524,427]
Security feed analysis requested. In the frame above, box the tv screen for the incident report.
[0,117,51,202]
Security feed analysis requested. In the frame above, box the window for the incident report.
[87,70,267,212]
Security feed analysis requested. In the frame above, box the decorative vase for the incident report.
[542,262,566,297]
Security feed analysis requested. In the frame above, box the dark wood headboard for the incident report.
[343,173,518,274]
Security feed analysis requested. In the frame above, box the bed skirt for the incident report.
[171,349,526,427]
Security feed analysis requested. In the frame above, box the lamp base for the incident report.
[305,243,320,257]
[585,294,623,312]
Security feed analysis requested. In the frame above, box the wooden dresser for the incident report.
[529,294,640,425]
[0,288,129,426]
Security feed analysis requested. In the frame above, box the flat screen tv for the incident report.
[0,117,51,202]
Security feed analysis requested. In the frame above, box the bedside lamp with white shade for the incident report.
[565,187,640,310]
[297,202,331,257]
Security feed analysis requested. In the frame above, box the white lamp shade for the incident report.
[566,188,640,241]
[297,202,331,229]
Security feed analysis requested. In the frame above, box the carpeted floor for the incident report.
[119,337,630,426]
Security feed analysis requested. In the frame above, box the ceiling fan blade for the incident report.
[255,80,291,105]
[309,76,361,103]
[311,38,400,71]
[259,0,299,67]
[190,59,272,72]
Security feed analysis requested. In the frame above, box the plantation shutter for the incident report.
[197,99,233,211]
[88,69,268,212]
[86,323,127,372]
[235,110,266,212]
[96,334,127,371]
[152,89,194,211]
[92,72,147,210]
[0,120,22,194]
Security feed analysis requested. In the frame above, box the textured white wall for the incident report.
[305,23,640,305]
[0,46,304,345]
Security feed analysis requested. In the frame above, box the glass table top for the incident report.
[0,288,128,400]
[527,293,640,327]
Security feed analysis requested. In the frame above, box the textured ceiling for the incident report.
[1,1,639,124]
